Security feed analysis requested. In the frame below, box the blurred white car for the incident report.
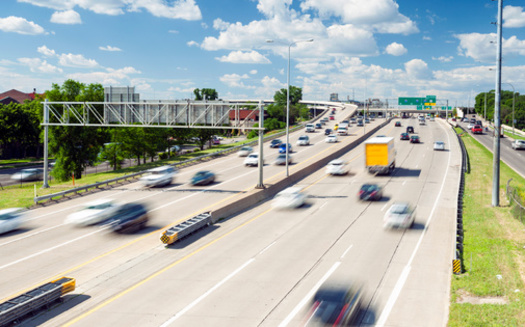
[511,139,525,150]
[238,146,253,157]
[384,202,415,229]
[272,187,307,209]
[66,199,121,226]
[325,135,338,143]
[10,168,43,181]
[244,153,263,166]
[296,135,310,146]
[0,208,26,234]
[139,165,177,187]
[274,153,292,165]
[433,141,445,151]
[326,159,349,175]
[467,123,474,129]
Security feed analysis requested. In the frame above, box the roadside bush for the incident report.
[159,152,168,160]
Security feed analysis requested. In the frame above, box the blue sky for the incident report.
[1,0,524,107]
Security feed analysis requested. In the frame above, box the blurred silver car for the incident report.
[139,165,177,187]
[244,153,263,166]
[0,208,26,234]
[238,146,253,157]
[384,202,415,229]
[325,135,338,143]
[272,187,307,209]
[433,141,445,151]
[65,199,121,226]
[274,153,292,165]
[326,159,348,175]
[10,168,43,181]
[511,140,525,150]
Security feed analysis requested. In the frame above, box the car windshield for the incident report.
[271,140,280,144]
[299,136,307,140]
[85,203,111,210]
[0,213,16,220]
[361,184,378,192]
[330,161,343,166]
[241,147,251,151]
[391,204,409,214]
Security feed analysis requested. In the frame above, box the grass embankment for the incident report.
[0,137,255,210]
[449,129,525,326]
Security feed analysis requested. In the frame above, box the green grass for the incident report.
[449,130,525,326]
[503,130,525,140]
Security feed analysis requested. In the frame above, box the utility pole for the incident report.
[492,0,503,207]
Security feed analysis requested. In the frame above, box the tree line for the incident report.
[474,90,525,129]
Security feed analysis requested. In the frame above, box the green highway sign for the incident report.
[399,95,437,106]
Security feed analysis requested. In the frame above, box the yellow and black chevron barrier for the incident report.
[453,259,462,274]
[161,212,211,245]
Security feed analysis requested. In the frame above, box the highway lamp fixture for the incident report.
[266,38,314,177]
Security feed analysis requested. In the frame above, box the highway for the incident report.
[458,117,525,178]
[0,113,460,327]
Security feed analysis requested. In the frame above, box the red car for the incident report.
[329,115,335,120]
[471,125,483,134]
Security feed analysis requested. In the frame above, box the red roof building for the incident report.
[0,89,40,105]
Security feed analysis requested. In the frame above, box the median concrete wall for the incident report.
[210,119,391,223]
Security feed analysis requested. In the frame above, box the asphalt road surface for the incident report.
[0,113,460,327]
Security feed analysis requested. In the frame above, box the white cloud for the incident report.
[50,10,81,24]
[99,45,122,52]
[38,45,57,57]
[18,57,63,73]
[432,56,453,63]
[127,0,202,20]
[0,16,45,35]
[19,0,202,19]
[385,42,407,56]
[219,73,255,89]
[250,70,257,74]
[504,5,525,28]
[423,36,432,41]
[404,59,429,79]
[300,0,418,34]
[187,41,199,47]
[455,33,525,63]
[169,30,179,34]
[59,53,98,68]
[216,50,270,64]
[67,66,141,85]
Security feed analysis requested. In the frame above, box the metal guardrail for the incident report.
[160,212,211,245]
[453,124,467,274]
[0,277,75,326]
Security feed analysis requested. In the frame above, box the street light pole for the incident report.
[267,38,314,177]
[492,0,503,207]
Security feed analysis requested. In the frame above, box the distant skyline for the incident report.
[1,0,524,106]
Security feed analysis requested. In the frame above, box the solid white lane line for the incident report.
[259,241,277,255]
[279,261,341,327]
[0,222,69,248]
[341,245,353,259]
[159,258,255,327]
[0,226,109,271]
[375,117,452,327]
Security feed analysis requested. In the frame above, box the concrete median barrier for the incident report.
[210,119,390,223]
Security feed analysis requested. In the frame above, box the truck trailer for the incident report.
[364,136,396,174]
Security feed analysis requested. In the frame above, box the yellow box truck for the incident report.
[364,136,395,174]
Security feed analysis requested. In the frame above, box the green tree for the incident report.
[194,88,218,101]
[0,101,42,158]
[192,127,219,150]
[270,86,306,125]
[47,80,106,181]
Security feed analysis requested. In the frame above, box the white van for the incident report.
[305,124,315,132]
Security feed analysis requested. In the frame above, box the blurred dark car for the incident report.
[410,135,420,143]
[359,183,383,201]
[108,203,149,233]
[400,133,409,140]
[191,170,215,186]
[324,128,332,135]
[406,126,414,133]
[270,139,283,148]
[395,121,401,127]
[309,285,362,326]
